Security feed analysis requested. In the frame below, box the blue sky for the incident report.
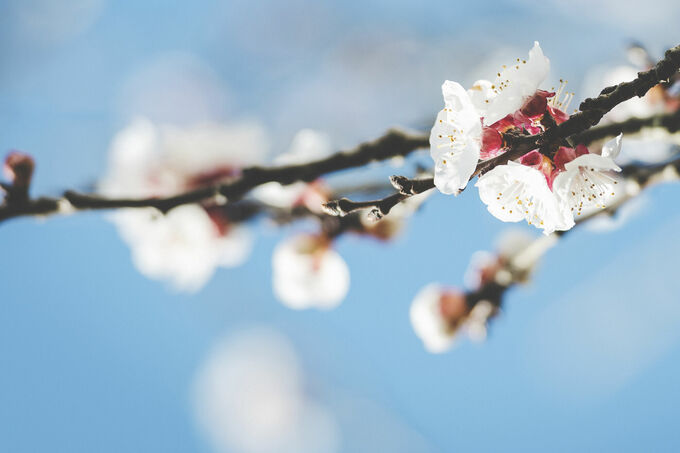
[2,1,680,452]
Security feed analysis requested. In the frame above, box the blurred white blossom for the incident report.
[193,329,339,453]
[100,118,267,290]
[410,284,467,353]
[272,234,350,310]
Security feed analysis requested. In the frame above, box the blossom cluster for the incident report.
[410,229,537,353]
[99,120,426,310]
[431,42,625,234]
[100,118,267,291]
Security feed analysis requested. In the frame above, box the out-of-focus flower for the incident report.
[464,228,537,290]
[118,205,251,291]
[100,118,267,290]
[193,329,339,453]
[252,129,332,213]
[409,284,469,353]
[272,234,350,310]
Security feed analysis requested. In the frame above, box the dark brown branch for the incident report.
[326,44,680,218]
[569,109,680,145]
[0,129,428,224]
[322,175,436,219]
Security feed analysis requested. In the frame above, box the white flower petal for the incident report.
[251,181,308,208]
[484,42,550,125]
[430,109,481,194]
[553,153,622,219]
[409,284,456,353]
[467,79,495,115]
[122,205,221,291]
[276,129,332,165]
[216,225,254,268]
[476,161,574,234]
[272,236,350,310]
[441,80,482,131]
[601,133,623,159]
[161,121,269,176]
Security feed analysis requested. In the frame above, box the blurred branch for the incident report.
[569,109,680,145]
[0,129,428,224]
[326,44,680,219]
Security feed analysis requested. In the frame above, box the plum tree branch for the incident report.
[0,129,428,224]
[325,44,680,219]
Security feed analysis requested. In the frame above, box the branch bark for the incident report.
[0,129,428,224]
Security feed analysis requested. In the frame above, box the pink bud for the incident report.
[520,90,553,118]
[4,151,35,190]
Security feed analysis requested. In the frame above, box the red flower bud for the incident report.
[4,151,35,190]
[520,90,552,118]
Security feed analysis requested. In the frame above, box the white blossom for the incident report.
[193,329,339,453]
[430,42,551,195]
[553,135,623,219]
[409,284,460,353]
[475,41,550,125]
[100,118,265,290]
[112,205,253,292]
[272,235,350,310]
[476,161,574,235]
[429,81,482,194]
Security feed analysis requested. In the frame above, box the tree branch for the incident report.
[325,44,680,219]
[0,129,428,224]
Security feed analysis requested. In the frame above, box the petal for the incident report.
[409,284,458,353]
[484,42,551,125]
[601,133,623,159]
[442,80,482,131]
[430,109,481,194]
[563,153,622,173]
[467,79,495,116]
[476,161,574,234]
[272,236,350,310]
[553,155,622,218]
